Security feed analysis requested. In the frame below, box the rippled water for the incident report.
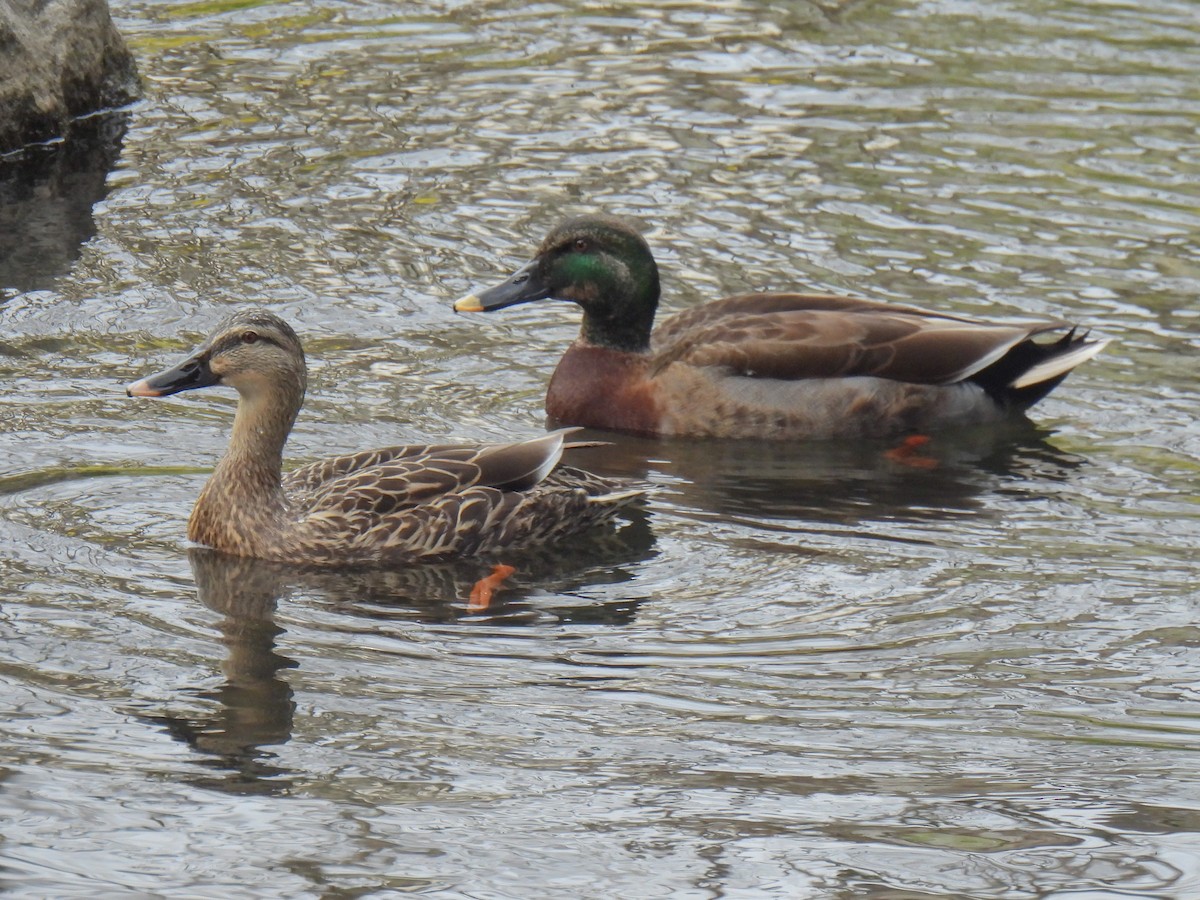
[2,0,1199,896]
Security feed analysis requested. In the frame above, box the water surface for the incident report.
[2,0,1199,896]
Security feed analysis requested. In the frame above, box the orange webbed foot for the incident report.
[883,434,939,469]
[468,564,517,613]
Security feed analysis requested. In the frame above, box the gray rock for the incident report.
[0,0,141,154]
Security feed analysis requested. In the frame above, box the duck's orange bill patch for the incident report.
[468,564,517,612]
[126,379,165,398]
[883,434,939,470]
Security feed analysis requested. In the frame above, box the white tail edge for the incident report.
[1011,338,1111,390]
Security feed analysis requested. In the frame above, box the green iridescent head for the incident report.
[455,214,661,352]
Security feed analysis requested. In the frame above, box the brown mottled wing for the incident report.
[296,480,626,563]
[303,455,491,517]
[285,429,576,502]
[290,446,632,563]
[292,483,517,562]
[651,292,1066,385]
[288,445,512,559]
[283,443,483,501]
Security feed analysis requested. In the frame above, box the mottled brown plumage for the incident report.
[127,309,640,566]
[455,215,1109,440]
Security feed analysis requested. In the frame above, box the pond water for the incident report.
[2,0,1199,896]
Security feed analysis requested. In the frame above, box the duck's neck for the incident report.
[578,254,660,353]
[188,382,302,555]
[221,388,297,488]
[581,305,656,353]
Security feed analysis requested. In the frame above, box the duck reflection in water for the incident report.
[146,549,298,795]
[150,521,656,793]
[559,419,1088,525]
[182,503,655,627]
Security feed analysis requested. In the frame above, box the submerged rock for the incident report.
[0,0,141,154]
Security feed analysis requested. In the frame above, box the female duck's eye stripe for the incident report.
[212,331,283,355]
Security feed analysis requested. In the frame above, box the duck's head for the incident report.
[127,309,307,402]
[455,214,661,352]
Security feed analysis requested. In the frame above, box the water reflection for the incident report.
[0,111,130,293]
[147,550,298,795]
[147,513,656,792]
[331,507,659,626]
[188,520,658,626]
[565,419,1088,523]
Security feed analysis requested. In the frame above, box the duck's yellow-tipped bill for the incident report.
[451,259,549,313]
[453,293,485,313]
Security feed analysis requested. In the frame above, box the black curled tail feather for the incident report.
[970,328,1105,410]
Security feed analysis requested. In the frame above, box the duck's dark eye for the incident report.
[573,238,590,253]
[241,330,259,344]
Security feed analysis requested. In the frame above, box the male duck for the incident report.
[454,214,1109,440]
[127,309,640,566]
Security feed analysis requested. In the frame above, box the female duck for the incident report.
[454,215,1108,440]
[127,309,639,566]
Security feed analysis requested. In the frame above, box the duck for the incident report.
[126,309,641,566]
[453,214,1109,440]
